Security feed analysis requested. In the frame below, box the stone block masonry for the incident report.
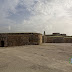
[0,33,42,47]
[42,32,72,43]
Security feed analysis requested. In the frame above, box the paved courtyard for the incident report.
[0,43,72,72]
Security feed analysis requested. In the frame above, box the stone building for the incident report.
[52,33,60,36]
[0,33,42,47]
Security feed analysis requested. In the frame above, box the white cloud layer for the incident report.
[0,0,72,35]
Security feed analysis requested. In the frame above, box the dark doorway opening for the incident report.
[1,41,4,47]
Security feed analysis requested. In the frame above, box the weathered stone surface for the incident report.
[0,33,42,47]
[42,33,72,43]
[64,38,72,43]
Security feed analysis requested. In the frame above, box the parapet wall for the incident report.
[42,32,72,43]
[43,36,72,43]
[46,37,64,43]
[0,33,42,47]
[64,37,72,43]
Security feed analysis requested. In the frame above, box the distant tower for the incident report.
[44,31,45,36]
[44,31,45,43]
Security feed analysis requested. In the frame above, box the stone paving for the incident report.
[0,43,72,72]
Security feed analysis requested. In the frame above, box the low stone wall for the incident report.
[0,33,42,47]
[7,34,29,46]
[46,37,64,43]
[52,37,64,43]
[64,37,72,43]
[46,37,53,43]
[43,36,72,43]
[0,34,7,47]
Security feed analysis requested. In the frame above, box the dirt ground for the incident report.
[0,43,72,72]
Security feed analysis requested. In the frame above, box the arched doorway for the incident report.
[1,41,4,47]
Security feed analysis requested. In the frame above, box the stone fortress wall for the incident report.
[0,32,72,47]
[0,33,42,47]
[43,32,72,43]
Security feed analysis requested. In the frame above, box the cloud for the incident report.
[0,0,72,35]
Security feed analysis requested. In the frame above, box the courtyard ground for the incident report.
[0,43,72,72]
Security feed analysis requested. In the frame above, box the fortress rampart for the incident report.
[0,32,72,47]
[43,32,72,43]
[0,33,42,47]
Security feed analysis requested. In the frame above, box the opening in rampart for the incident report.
[1,41,4,47]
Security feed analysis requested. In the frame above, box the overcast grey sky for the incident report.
[0,0,72,35]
